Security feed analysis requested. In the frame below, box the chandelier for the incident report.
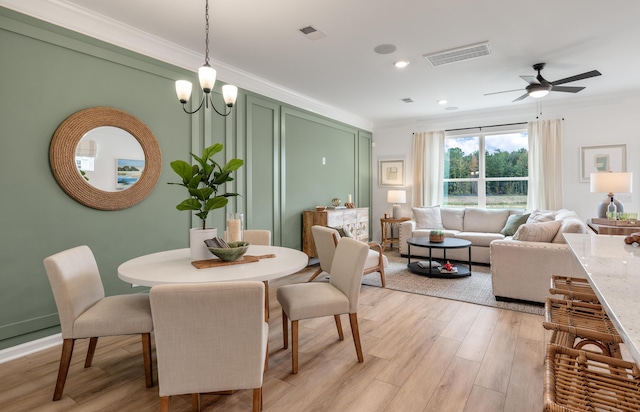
[175,0,238,116]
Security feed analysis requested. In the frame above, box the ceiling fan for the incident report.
[486,63,602,102]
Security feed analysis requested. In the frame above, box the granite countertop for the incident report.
[564,233,640,363]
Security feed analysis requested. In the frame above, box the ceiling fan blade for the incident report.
[512,93,529,102]
[551,70,601,86]
[551,86,585,93]
[484,89,522,96]
[520,75,537,85]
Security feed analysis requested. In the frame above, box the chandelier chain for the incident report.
[204,0,210,66]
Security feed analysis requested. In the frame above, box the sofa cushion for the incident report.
[513,220,562,242]
[500,213,531,236]
[463,208,510,233]
[441,208,465,231]
[527,209,556,224]
[455,232,505,247]
[552,216,586,243]
[413,206,444,229]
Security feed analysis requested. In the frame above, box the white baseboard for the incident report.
[0,333,62,364]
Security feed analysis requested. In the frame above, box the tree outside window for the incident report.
[443,131,528,209]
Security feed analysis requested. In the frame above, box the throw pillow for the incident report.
[512,220,562,243]
[527,209,556,224]
[328,226,352,238]
[500,213,531,236]
[412,206,444,229]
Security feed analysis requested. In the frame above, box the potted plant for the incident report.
[169,143,243,259]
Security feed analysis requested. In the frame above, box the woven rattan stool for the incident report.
[544,297,623,358]
[544,344,640,412]
[549,275,599,303]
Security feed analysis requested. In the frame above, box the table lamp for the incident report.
[387,190,406,219]
[590,172,633,218]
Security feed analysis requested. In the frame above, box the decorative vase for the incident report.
[429,230,444,243]
[190,227,217,260]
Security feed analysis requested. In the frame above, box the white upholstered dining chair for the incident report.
[307,225,388,287]
[43,245,154,401]
[276,237,369,374]
[150,281,268,412]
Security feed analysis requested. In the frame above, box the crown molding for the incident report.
[0,0,373,131]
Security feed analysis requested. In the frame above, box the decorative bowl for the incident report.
[315,205,327,211]
[207,241,250,262]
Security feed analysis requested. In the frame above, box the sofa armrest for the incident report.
[490,239,586,303]
[399,220,417,255]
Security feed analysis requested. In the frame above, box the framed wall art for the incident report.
[580,144,627,182]
[379,159,405,187]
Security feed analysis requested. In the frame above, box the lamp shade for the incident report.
[590,172,633,194]
[387,190,406,204]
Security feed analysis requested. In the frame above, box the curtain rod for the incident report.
[445,121,527,133]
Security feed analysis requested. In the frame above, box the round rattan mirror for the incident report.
[50,107,162,210]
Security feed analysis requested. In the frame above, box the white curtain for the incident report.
[527,119,563,210]
[413,131,445,207]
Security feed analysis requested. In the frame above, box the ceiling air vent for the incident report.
[423,41,491,67]
[299,25,326,40]
[401,98,414,103]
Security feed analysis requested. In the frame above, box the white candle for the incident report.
[347,194,352,203]
[227,219,242,243]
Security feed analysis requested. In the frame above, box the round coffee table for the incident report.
[406,237,472,278]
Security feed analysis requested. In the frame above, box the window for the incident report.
[443,130,528,209]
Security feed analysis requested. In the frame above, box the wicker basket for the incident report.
[544,344,640,412]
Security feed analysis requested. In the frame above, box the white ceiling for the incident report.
[4,0,640,128]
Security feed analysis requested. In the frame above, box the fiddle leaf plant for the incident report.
[169,143,243,230]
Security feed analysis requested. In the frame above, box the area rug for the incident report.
[360,251,544,315]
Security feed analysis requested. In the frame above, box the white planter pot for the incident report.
[190,227,217,260]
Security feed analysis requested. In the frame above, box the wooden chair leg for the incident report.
[292,320,299,374]
[191,393,200,411]
[349,313,364,363]
[53,338,75,401]
[334,315,344,340]
[282,309,289,349]
[263,280,270,321]
[142,332,154,387]
[379,266,386,288]
[160,396,170,412]
[307,267,323,282]
[264,341,269,372]
[252,387,262,412]
[84,337,98,367]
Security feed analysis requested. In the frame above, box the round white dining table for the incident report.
[118,245,309,287]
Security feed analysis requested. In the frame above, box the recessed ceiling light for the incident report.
[445,106,459,111]
[437,99,448,105]
[394,60,410,68]
[401,98,414,103]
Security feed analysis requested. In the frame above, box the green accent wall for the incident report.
[0,7,371,350]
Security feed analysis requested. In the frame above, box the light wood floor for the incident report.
[0,265,568,412]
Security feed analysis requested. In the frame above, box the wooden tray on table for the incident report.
[191,254,275,269]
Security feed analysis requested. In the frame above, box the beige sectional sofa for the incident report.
[398,206,588,304]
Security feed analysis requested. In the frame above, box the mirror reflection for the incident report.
[75,126,145,192]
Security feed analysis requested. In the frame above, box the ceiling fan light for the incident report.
[527,83,552,98]
[529,89,550,98]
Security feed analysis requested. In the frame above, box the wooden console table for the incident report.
[587,219,640,236]
[380,217,410,251]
